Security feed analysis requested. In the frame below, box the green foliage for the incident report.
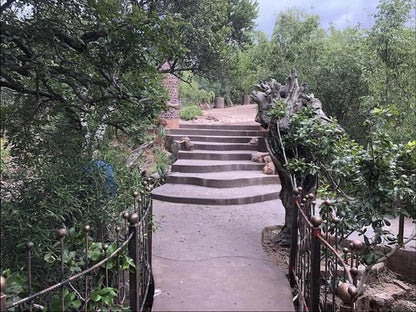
[1,269,28,304]
[148,147,171,178]
[179,105,204,121]
[363,0,416,143]
[309,27,369,140]
[275,105,415,263]
[154,0,258,77]
[179,73,215,106]
[270,9,326,83]
[3,223,138,311]
[268,99,288,120]
[227,1,415,143]
[0,137,10,178]
[0,0,258,272]
[227,31,274,99]
[0,0,259,308]
[90,287,118,307]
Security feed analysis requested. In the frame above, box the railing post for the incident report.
[310,216,322,312]
[58,228,67,312]
[128,213,140,312]
[26,242,34,312]
[148,200,153,268]
[398,214,404,245]
[1,276,6,312]
[289,189,300,287]
[84,225,90,312]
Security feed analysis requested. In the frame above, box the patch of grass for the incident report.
[179,104,203,120]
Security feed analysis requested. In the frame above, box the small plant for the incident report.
[0,137,11,178]
[179,105,203,121]
[268,98,287,120]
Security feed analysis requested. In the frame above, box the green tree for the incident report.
[0,0,259,271]
[153,0,258,78]
[310,27,369,141]
[364,0,416,143]
[227,31,274,101]
[179,72,215,106]
[270,9,326,83]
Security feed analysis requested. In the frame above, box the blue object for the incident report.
[84,160,117,199]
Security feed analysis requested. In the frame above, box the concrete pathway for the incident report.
[151,199,295,311]
[151,120,294,310]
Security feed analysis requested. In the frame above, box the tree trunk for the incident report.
[251,69,323,245]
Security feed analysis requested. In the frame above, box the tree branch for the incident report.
[159,66,199,73]
[1,0,16,14]
[1,79,64,102]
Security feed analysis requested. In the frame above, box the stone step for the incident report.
[166,171,279,188]
[151,184,281,205]
[192,141,259,151]
[171,159,264,173]
[168,135,262,143]
[167,128,263,137]
[178,150,254,161]
[179,123,261,130]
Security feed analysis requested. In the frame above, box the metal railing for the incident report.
[289,188,361,312]
[1,190,153,312]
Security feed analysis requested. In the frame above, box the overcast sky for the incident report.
[255,0,380,37]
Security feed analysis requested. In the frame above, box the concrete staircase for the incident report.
[151,123,281,205]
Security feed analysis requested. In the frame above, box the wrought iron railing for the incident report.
[1,189,153,312]
[289,187,361,312]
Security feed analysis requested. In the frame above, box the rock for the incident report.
[205,114,219,122]
[393,280,413,292]
[199,103,211,110]
[170,140,179,160]
[178,136,194,151]
[391,300,416,312]
[367,262,388,284]
[357,282,409,312]
[263,156,275,174]
[251,152,268,163]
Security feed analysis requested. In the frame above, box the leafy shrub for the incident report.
[179,73,215,106]
[179,105,203,120]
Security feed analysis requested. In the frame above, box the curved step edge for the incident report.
[165,175,279,188]
[151,191,279,205]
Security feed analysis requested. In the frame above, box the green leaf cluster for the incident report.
[179,105,204,121]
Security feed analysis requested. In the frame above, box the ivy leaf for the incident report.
[90,291,102,302]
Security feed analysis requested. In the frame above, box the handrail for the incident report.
[3,188,155,312]
[296,202,314,228]
[7,232,134,309]
[317,235,354,284]
[295,200,354,283]
[289,190,359,312]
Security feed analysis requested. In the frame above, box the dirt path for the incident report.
[181,104,258,125]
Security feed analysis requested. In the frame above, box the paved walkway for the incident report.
[151,199,295,311]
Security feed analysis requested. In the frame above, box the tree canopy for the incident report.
[0,0,259,269]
